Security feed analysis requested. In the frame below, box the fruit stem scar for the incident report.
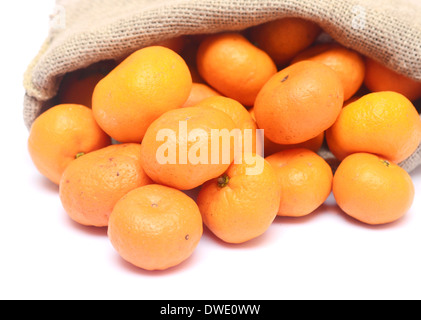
[185,234,190,240]
[217,174,230,188]
[75,152,85,159]
[381,159,391,167]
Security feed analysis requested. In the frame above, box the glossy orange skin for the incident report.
[248,107,324,156]
[181,83,221,108]
[249,18,321,66]
[254,60,344,145]
[364,57,421,101]
[28,104,111,185]
[326,91,421,163]
[92,46,192,143]
[140,106,237,190]
[197,154,281,244]
[197,33,277,107]
[59,144,152,227]
[266,149,333,217]
[108,184,203,271]
[292,43,365,101]
[263,132,325,157]
[193,96,260,155]
[333,153,415,225]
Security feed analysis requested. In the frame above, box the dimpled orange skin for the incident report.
[140,106,237,191]
[28,104,111,185]
[193,96,260,155]
[249,18,321,66]
[108,184,203,271]
[266,149,333,217]
[59,144,153,227]
[249,106,324,156]
[197,154,281,244]
[254,60,344,145]
[263,132,325,157]
[181,83,221,108]
[92,46,192,143]
[196,32,277,107]
[333,153,415,225]
[326,91,421,164]
[364,57,421,101]
[291,43,365,101]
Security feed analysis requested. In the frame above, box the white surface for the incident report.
[1,1,421,300]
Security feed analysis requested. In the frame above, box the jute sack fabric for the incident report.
[23,0,421,172]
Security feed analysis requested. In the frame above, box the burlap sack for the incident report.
[23,0,421,172]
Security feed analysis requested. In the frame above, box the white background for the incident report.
[1,1,421,300]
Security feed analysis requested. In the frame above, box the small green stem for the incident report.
[75,152,85,159]
[217,174,230,188]
[381,160,391,167]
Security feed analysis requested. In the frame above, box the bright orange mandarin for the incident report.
[57,61,115,108]
[326,91,421,163]
[292,43,365,101]
[263,133,325,157]
[364,57,421,101]
[249,107,324,156]
[59,143,152,227]
[333,153,415,225]
[181,83,221,108]
[92,46,192,143]
[140,106,237,190]
[28,104,110,185]
[197,153,281,244]
[193,96,260,155]
[249,17,321,66]
[108,184,203,271]
[254,60,344,145]
[266,149,333,217]
[197,32,277,107]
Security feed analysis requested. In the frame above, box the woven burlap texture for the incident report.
[23,0,421,172]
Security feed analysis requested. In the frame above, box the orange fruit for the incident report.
[333,153,415,225]
[291,43,365,101]
[197,153,281,244]
[28,104,110,185]
[57,61,115,108]
[193,96,260,155]
[140,106,237,190]
[179,39,205,84]
[59,143,152,227]
[196,32,277,107]
[364,57,421,101]
[254,60,344,145]
[326,91,421,163]
[181,83,221,108]
[58,71,105,108]
[249,107,324,156]
[263,133,325,157]
[108,184,203,271]
[249,18,321,66]
[266,149,333,217]
[114,36,188,65]
[92,46,192,143]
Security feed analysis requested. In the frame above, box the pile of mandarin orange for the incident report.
[28,18,421,271]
